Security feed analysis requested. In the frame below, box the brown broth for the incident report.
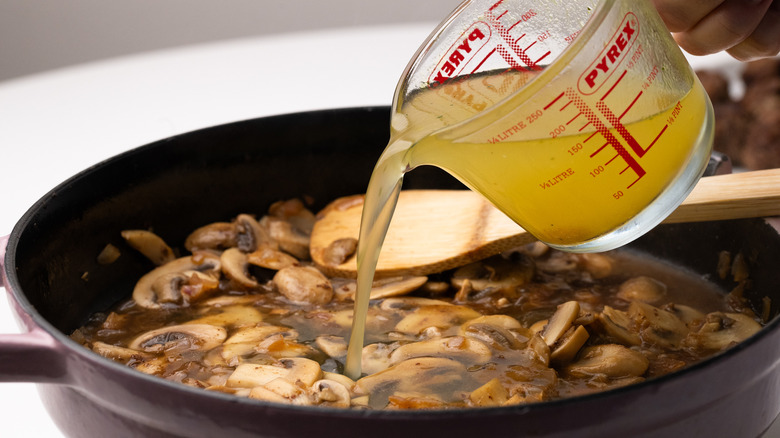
[72,217,762,410]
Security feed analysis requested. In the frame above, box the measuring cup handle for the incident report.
[0,234,71,384]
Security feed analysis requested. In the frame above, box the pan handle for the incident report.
[0,235,71,384]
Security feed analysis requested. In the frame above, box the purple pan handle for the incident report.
[0,234,70,383]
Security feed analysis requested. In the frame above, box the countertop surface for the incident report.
[0,23,776,437]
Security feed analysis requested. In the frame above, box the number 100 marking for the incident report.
[589,165,605,177]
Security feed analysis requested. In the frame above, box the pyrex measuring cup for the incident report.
[388,0,714,251]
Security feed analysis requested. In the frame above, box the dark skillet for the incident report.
[2,107,780,438]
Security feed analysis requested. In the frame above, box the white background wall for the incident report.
[0,0,459,82]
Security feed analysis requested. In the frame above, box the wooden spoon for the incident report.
[310,168,780,278]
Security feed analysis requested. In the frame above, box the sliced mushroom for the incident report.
[628,301,689,350]
[268,198,316,235]
[322,372,356,392]
[133,356,168,375]
[564,344,649,379]
[151,270,219,305]
[527,333,552,366]
[685,312,762,350]
[228,357,322,389]
[549,325,590,365]
[224,326,297,345]
[128,323,227,353]
[121,229,175,266]
[315,335,347,359]
[320,237,358,266]
[459,315,529,350]
[536,251,578,273]
[247,246,299,271]
[328,276,428,301]
[453,278,474,303]
[236,214,277,252]
[96,243,121,265]
[389,336,492,366]
[261,216,311,260]
[254,334,315,359]
[354,357,467,397]
[469,377,509,407]
[617,276,667,304]
[541,301,580,347]
[273,266,333,305]
[662,303,706,325]
[91,341,151,362]
[361,342,398,375]
[379,297,455,311]
[451,255,534,292]
[281,357,323,387]
[394,304,481,335]
[249,382,303,405]
[221,247,258,288]
[132,252,221,309]
[577,253,614,279]
[185,222,238,252]
[311,379,351,408]
[228,362,292,388]
[599,306,641,346]
[187,305,263,329]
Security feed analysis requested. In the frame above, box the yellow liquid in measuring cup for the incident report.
[409,82,710,245]
[343,77,710,379]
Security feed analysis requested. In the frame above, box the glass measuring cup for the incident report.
[387,0,714,252]
[343,0,714,378]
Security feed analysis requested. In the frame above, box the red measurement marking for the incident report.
[515,33,526,43]
[584,131,598,143]
[647,124,668,151]
[496,10,507,20]
[535,51,552,65]
[471,49,496,74]
[485,9,540,71]
[560,100,572,111]
[524,41,537,51]
[544,92,565,110]
[590,141,609,157]
[578,120,592,132]
[606,154,619,165]
[507,19,522,32]
[595,100,645,157]
[565,87,646,182]
[626,168,643,188]
[566,112,581,125]
[619,91,642,120]
[600,70,627,101]
[489,0,505,11]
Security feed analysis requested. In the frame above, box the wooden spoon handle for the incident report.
[665,168,780,223]
[311,169,780,278]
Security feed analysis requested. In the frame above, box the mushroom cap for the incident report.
[389,336,492,366]
[121,229,175,266]
[128,323,227,353]
[273,266,334,305]
[221,247,258,288]
[132,252,221,309]
[564,344,649,379]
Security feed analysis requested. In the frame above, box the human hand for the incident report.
[651,0,779,61]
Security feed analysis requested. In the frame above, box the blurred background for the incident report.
[0,0,459,82]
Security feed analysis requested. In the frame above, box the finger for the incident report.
[650,0,726,32]
[726,0,780,60]
[673,0,773,56]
